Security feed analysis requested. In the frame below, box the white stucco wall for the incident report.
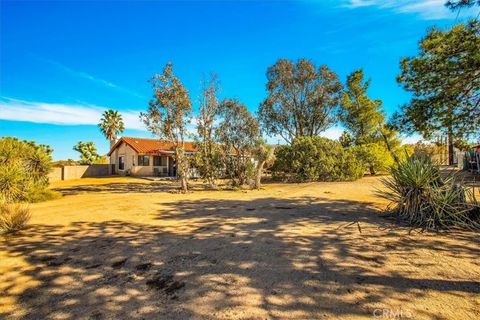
[110,142,170,176]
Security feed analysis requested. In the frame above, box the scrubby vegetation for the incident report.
[272,136,364,182]
[349,143,394,175]
[0,202,31,234]
[73,141,103,165]
[0,137,58,203]
[379,156,480,230]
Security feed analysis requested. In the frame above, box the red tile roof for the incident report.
[107,137,197,156]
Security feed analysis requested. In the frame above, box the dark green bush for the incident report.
[271,136,364,182]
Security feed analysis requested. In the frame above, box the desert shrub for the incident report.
[23,188,62,203]
[0,137,55,203]
[193,148,225,183]
[271,136,364,182]
[0,202,31,234]
[349,143,394,175]
[379,155,480,230]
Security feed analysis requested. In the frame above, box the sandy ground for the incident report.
[0,176,479,320]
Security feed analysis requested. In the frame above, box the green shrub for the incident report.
[349,143,394,175]
[0,137,55,203]
[0,203,31,234]
[379,156,480,230]
[272,136,364,182]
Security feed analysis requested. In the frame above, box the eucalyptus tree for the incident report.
[195,74,222,188]
[141,63,192,192]
[217,99,260,186]
[258,58,342,143]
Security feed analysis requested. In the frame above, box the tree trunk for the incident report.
[109,139,115,150]
[448,129,455,166]
[254,161,266,189]
[369,164,376,176]
[176,147,188,193]
[380,127,400,165]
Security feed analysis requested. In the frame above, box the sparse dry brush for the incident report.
[0,202,31,234]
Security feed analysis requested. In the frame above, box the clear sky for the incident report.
[0,0,475,160]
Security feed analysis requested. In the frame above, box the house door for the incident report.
[168,156,176,177]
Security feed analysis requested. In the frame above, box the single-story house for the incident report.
[107,137,197,177]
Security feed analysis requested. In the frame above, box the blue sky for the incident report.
[0,0,476,160]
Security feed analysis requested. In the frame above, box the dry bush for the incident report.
[0,203,31,234]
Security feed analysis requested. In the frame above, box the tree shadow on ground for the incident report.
[1,197,479,319]
[53,181,225,196]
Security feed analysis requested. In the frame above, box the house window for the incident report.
[119,156,125,170]
[138,155,150,166]
[153,156,167,166]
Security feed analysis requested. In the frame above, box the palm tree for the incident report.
[445,0,480,10]
[98,109,125,149]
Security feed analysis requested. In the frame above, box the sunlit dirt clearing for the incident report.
[1,176,479,319]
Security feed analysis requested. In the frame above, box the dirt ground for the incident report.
[1,176,479,320]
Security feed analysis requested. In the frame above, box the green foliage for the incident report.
[379,156,480,230]
[0,137,54,203]
[99,109,125,148]
[339,131,353,148]
[141,62,192,192]
[396,20,480,142]
[349,143,394,175]
[258,58,342,142]
[339,69,385,145]
[338,70,401,173]
[217,99,261,186]
[195,74,222,187]
[272,137,364,182]
[0,203,31,234]
[193,148,224,183]
[73,141,101,165]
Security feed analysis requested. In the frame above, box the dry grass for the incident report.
[0,176,479,320]
[0,203,30,234]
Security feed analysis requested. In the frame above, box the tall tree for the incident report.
[140,63,192,192]
[217,99,260,186]
[195,74,221,188]
[258,58,343,143]
[396,21,480,164]
[339,70,403,173]
[338,69,385,145]
[99,109,125,149]
[73,141,101,165]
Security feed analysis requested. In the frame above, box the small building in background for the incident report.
[107,137,198,177]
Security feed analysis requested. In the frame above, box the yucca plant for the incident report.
[379,155,480,230]
[0,202,31,234]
